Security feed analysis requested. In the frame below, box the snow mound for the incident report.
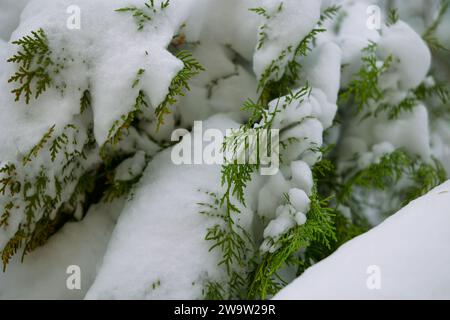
[86,116,254,299]
[253,0,321,80]
[274,180,450,300]
[0,199,123,299]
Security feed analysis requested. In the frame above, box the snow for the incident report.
[338,36,373,87]
[263,209,295,241]
[201,0,262,61]
[86,116,254,299]
[290,161,314,196]
[378,21,431,91]
[0,0,31,41]
[114,151,147,182]
[4,0,201,146]
[373,105,431,160]
[253,0,321,80]
[288,188,310,213]
[274,181,450,299]
[1,0,449,301]
[280,118,324,164]
[177,42,258,126]
[303,42,342,104]
[0,199,124,299]
[338,0,381,43]
[294,212,307,226]
[257,172,291,220]
[393,0,439,34]
[372,142,396,162]
[0,0,206,254]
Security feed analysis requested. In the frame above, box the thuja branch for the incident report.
[116,0,170,31]
[248,189,336,299]
[7,29,55,104]
[154,50,204,129]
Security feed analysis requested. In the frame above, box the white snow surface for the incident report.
[378,21,431,91]
[253,0,321,80]
[0,0,199,151]
[274,181,450,300]
[86,116,254,299]
[0,0,31,41]
[0,0,449,301]
[0,199,124,299]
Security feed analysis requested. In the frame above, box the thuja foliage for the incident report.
[116,0,170,31]
[422,0,449,51]
[248,189,336,299]
[250,3,284,50]
[257,5,340,101]
[338,149,446,208]
[375,81,450,119]
[104,51,204,149]
[0,121,96,269]
[0,96,99,267]
[339,42,394,115]
[386,8,400,26]
[154,50,205,128]
[340,12,450,121]
[203,3,448,299]
[202,5,342,299]
[199,192,253,299]
[2,19,203,267]
[105,90,149,148]
[7,29,55,104]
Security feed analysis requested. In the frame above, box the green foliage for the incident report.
[296,210,369,276]
[341,40,448,120]
[22,123,82,166]
[247,190,336,299]
[132,69,146,89]
[22,125,55,166]
[422,0,449,51]
[0,112,96,269]
[339,149,446,207]
[222,86,310,206]
[7,29,55,104]
[251,3,284,50]
[199,192,253,299]
[154,50,204,129]
[257,5,339,100]
[103,175,143,203]
[205,8,341,298]
[339,42,394,114]
[80,90,91,114]
[203,281,226,300]
[387,8,399,26]
[375,82,450,119]
[116,0,170,31]
[318,5,341,26]
[151,279,161,290]
[258,28,325,99]
[249,7,270,19]
[2,230,26,271]
[0,164,19,197]
[106,91,148,147]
